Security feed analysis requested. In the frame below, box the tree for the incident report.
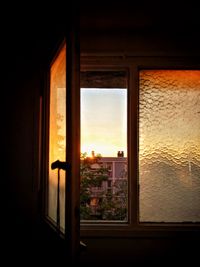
[80,153,128,221]
[80,153,109,220]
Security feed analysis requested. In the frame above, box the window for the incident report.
[139,70,200,223]
[48,43,66,232]
[45,47,200,239]
[45,34,80,259]
[80,71,128,222]
[80,61,200,235]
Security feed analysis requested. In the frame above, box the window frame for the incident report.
[42,27,80,260]
[80,55,200,237]
[44,40,67,235]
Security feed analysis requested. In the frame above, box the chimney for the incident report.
[91,151,95,158]
[117,151,124,157]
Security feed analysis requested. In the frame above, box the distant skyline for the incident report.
[81,88,127,157]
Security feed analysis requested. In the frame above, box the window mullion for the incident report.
[129,65,139,227]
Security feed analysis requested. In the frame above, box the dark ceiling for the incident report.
[80,1,200,33]
[2,1,200,63]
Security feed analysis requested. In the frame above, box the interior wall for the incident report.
[80,1,200,56]
[80,236,199,266]
[2,16,66,264]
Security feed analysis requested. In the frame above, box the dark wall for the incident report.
[4,23,59,222]
[80,1,200,56]
[80,236,199,266]
[2,13,66,264]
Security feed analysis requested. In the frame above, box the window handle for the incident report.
[51,160,70,231]
[51,160,70,171]
[80,240,87,252]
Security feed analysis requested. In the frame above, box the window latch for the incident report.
[51,160,70,231]
[51,160,70,171]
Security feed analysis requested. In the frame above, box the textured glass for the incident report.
[48,44,66,230]
[139,70,200,222]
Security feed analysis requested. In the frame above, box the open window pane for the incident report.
[48,44,66,231]
[80,71,128,221]
[139,70,200,222]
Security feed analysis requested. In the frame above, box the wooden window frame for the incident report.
[80,54,200,238]
[42,25,80,261]
[42,51,200,240]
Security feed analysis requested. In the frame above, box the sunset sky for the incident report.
[81,88,127,157]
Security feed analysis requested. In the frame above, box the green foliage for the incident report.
[80,153,128,221]
[80,153,109,220]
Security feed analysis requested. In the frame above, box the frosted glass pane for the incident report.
[139,70,200,222]
[48,44,66,230]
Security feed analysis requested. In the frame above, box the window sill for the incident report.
[80,223,200,238]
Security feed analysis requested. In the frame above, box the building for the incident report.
[85,154,127,219]
[99,156,127,193]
